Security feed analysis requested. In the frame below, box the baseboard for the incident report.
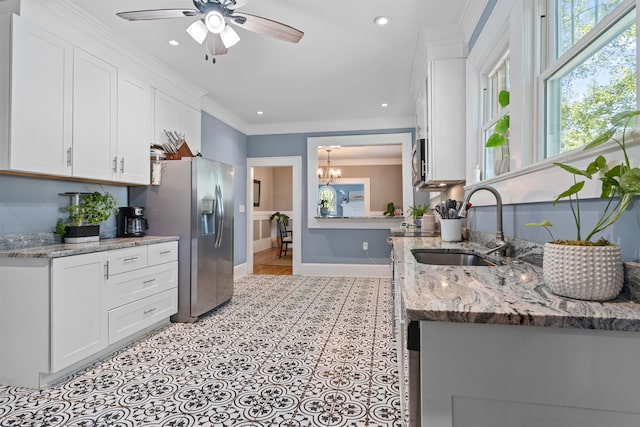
[253,238,272,253]
[234,263,248,280]
[299,263,392,278]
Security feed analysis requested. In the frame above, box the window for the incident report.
[482,54,510,180]
[544,0,636,157]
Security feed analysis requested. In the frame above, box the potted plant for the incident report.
[407,203,428,228]
[319,197,331,217]
[383,202,396,217]
[485,90,510,176]
[526,110,640,300]
[56,192,119,243]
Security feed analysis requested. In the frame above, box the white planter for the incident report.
[543,243,624,301]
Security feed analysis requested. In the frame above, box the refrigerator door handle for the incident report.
[215,184,224,248]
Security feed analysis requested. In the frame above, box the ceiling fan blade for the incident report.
[230,12,303,43]
[222,0,250,10]
[116,9,199,21]
[206,32,228,56]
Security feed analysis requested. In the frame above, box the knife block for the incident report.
[166,141,194,160]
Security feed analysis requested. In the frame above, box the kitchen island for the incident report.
[393,236,640,427]
[0,236,179,388]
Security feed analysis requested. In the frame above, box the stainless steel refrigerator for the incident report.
[130,157,234,323]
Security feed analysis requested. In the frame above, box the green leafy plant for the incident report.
[485,90,510,148]
[270,211,290,227]
[525,110,640,243]
[407,203,428,218]
[383,202,396,216]
[55,192,118,233]
[82,192,118,225]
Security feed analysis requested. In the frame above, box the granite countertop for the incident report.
[0,236,179,259]
[393,236,640,332]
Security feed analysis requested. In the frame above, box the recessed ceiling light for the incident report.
[168,39,179,46]
[381,103,389,107]
[374,16,390,26]
[257,111,264,115]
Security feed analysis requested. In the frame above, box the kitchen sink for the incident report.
[411,249,497,266]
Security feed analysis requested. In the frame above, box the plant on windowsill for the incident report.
[485,90,510,176]
[55,192,119,244]
[525,110,640,300]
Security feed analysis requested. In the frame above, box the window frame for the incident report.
[540,0,637,160]
[464,0,640,208]
[481,51,511,180]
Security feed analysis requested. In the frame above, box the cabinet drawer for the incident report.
[108,288,177,344]
[105,261,177,310]
[147,241,178,266]
[106,246,148,276]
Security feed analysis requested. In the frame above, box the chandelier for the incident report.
[317,149,341,185]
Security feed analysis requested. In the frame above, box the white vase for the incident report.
[543,242,624,301]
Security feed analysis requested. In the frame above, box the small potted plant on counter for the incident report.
[407,203,429,228]
[526,110,640,300]
[56,192,119,243]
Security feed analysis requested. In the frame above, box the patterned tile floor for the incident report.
[0,275,403,426]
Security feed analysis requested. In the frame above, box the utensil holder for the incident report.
[440,219,462,242]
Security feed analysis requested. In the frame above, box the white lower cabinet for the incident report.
[51,252,108,373]
[108,289,177,344]
[0,241,177,388]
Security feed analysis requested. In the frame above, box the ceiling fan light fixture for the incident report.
[186,20,208,44]
[220,25,240,48]
[205,10,226,34]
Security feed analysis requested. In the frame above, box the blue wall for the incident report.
[247,128,414,264]
[469,198,640,261]
[200,112,248,265]
[0,174,127,237]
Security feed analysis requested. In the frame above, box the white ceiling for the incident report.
[66,0,470,133]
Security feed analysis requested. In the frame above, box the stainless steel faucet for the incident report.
[461,185,509,256]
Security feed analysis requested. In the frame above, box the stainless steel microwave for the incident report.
[411,138,426,186]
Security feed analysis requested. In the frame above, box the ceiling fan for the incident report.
[116,0,304,61]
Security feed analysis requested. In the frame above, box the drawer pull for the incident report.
[159,250,172,255]
[143,308,156,315]
[143,279,156,285]
[124,257,139,262]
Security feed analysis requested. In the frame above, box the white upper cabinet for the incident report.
[2,14,73,176]
[423,57,466,184]
[117,74,151,184]
[72,47,117,181]
[1,13,200,183]
[154,89,201,155]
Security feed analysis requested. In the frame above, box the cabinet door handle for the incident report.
[120,158,125,173]
[143,279,156,284]
[112,156,118,173]
[104,261,109,280]
[143,308,156,315]
[124,257,138,262]
[66,148,72,167]
[159,251,171,255]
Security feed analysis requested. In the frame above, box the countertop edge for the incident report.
[0,236,179,258]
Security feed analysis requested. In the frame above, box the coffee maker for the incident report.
[117,206,148,237]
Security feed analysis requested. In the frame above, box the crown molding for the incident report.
[201,96,250,135]
[410,25,467,97]
[30,0,206,105]
[459,0,489,43]
[245,116,415,136]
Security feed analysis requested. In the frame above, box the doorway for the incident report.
[246,156,301,275]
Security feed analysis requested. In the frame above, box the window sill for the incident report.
[309,216,404,229]
[465,132,640,207]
